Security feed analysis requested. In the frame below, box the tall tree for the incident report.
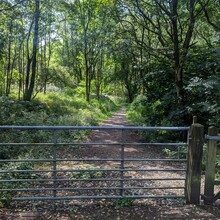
[117,0,210,106]
[24,0,40,101]
[59,0,116,101]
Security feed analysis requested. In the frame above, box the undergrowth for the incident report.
[0,88,123,205]
[0,88,122,158]
[113,198,134,207]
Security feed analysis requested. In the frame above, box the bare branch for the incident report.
[154,0,172,17]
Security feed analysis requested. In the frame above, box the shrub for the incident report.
[0,90,121,160]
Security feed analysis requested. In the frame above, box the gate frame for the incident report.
[202,126,220,204]
[0,124,206,204]
[185,116,204,204]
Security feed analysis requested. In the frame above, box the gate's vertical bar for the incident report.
[120,128,125,197]
[186,116,204,204]
[204,126,218,201]
[52,130,57,198]
[184,128,190,194]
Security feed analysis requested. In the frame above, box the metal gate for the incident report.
[0,125,189,202]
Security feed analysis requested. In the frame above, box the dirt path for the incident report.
[1,108,220,219]
[74,107,187,200]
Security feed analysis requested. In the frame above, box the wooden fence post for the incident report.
[204,126,218,200]
[186,118,204,204]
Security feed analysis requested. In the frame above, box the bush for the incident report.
[126,95,187,142]
[126,95,165,126]
[0,90,121,160]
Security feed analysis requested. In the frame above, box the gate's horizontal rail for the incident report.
[11,195,185,201]
[0,125,190,130]
[0,186,185,192]
[0,142,188,146]
[0,168,187,174]
[0,177,186,183]
[215,180,220,185]
[0,158,187,163]
[0,125,188,202]
[205,135,220,140]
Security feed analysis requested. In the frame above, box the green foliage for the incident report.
[126,94,189,143]
[0,88,122,201]
[126,95,168,127]
[0,161,37,180]
[71,169,104,179]
[0,88,121,161]
[0,159,37,207]
[68,206,79,217]
[184,75,220,127]
[127,47,220,129]
[126,95,147,125]
[113,198,134,207]
[0,97,49,125]
[0,192,12,208]
[163,146,187,159]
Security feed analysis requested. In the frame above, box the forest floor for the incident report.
[1,108,220,219]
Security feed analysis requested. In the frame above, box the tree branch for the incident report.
[154,0,172,18]
[180,0,196,67]
[0,0,27,12]
[198,0,220,31]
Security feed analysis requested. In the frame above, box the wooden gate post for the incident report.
[204,126,218,200]
[186,117,204,204]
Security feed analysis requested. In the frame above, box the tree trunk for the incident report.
[25,0,40,101]
[171,0,183,103]
[5,20,12,96]
[85,58,90,102]
[172,0,196,105]
[95,53,103,99]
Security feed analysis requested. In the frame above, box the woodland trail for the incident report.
[0,108,220,219]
